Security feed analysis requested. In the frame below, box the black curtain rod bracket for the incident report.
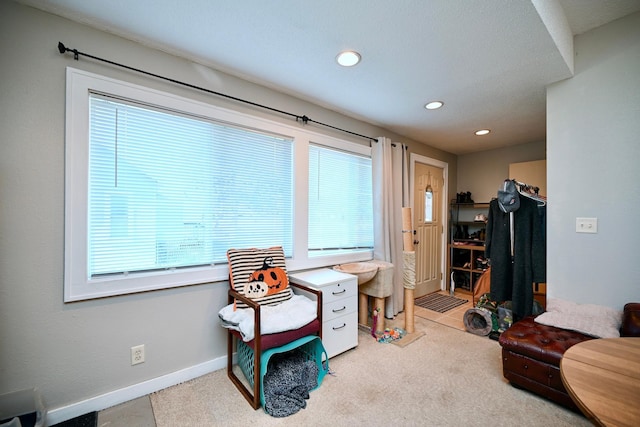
[58,42,377,143]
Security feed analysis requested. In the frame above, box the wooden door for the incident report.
[413,162,444,297]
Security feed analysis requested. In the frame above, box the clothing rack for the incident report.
[487,178,547,320]
[513,179,539,195]
[512,179,546,206]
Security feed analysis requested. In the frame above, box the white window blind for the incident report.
[65,68,373,301]
[308,143,373,255]
[89,94,293,278]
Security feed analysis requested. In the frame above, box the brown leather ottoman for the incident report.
[499,303,640,411]
[498,316,593,411]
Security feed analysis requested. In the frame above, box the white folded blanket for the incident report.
[218,294,318,342]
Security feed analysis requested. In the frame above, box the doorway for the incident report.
[410,154,448,297]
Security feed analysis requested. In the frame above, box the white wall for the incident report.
[547,12,640,308]
[0,2,454,422]
[457,140,546,202]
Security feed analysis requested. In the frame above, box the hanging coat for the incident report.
[485,197,545,320]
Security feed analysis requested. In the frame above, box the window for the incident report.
[424,186,433,222]
[308,144,373,256]
[89,94,293,277]
[65,68,372,301]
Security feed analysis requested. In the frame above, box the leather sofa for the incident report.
[498,302,640,411]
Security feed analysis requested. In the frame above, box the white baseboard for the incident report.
[46,355,227,426]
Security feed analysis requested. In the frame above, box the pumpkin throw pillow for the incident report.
[227,246,292,309]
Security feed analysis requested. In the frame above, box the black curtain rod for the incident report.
[57,42,378,143]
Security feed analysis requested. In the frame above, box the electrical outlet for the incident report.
[131,344,145,365]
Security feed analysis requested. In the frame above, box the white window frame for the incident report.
[64,67,373,301]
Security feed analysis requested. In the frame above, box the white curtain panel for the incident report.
[372,137,408,318]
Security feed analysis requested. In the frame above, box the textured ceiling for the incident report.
[17,0,640,154]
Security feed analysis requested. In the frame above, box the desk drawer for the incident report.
[323,295,357,322]
[322,280,357,304]
[323,311,358,358]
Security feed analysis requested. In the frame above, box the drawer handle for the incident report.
[332,289,347,296]
[332,306,347,313]
[333,323,347,330]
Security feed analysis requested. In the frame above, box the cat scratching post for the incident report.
[402,207,415,333]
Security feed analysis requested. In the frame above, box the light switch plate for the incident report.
[576,217,597,233]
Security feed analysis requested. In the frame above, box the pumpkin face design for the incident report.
[243,280,268,299]
[248,256,288,296]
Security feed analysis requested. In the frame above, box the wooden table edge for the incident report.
[561,337,640,427]
[560,357,603,426]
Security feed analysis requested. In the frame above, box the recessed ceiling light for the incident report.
[425,101,444,110]
[336,50,361,67]
[475,129,491,136]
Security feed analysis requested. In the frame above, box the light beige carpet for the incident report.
[150,315,590,427]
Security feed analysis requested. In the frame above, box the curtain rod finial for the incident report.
[58,42,78,60]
